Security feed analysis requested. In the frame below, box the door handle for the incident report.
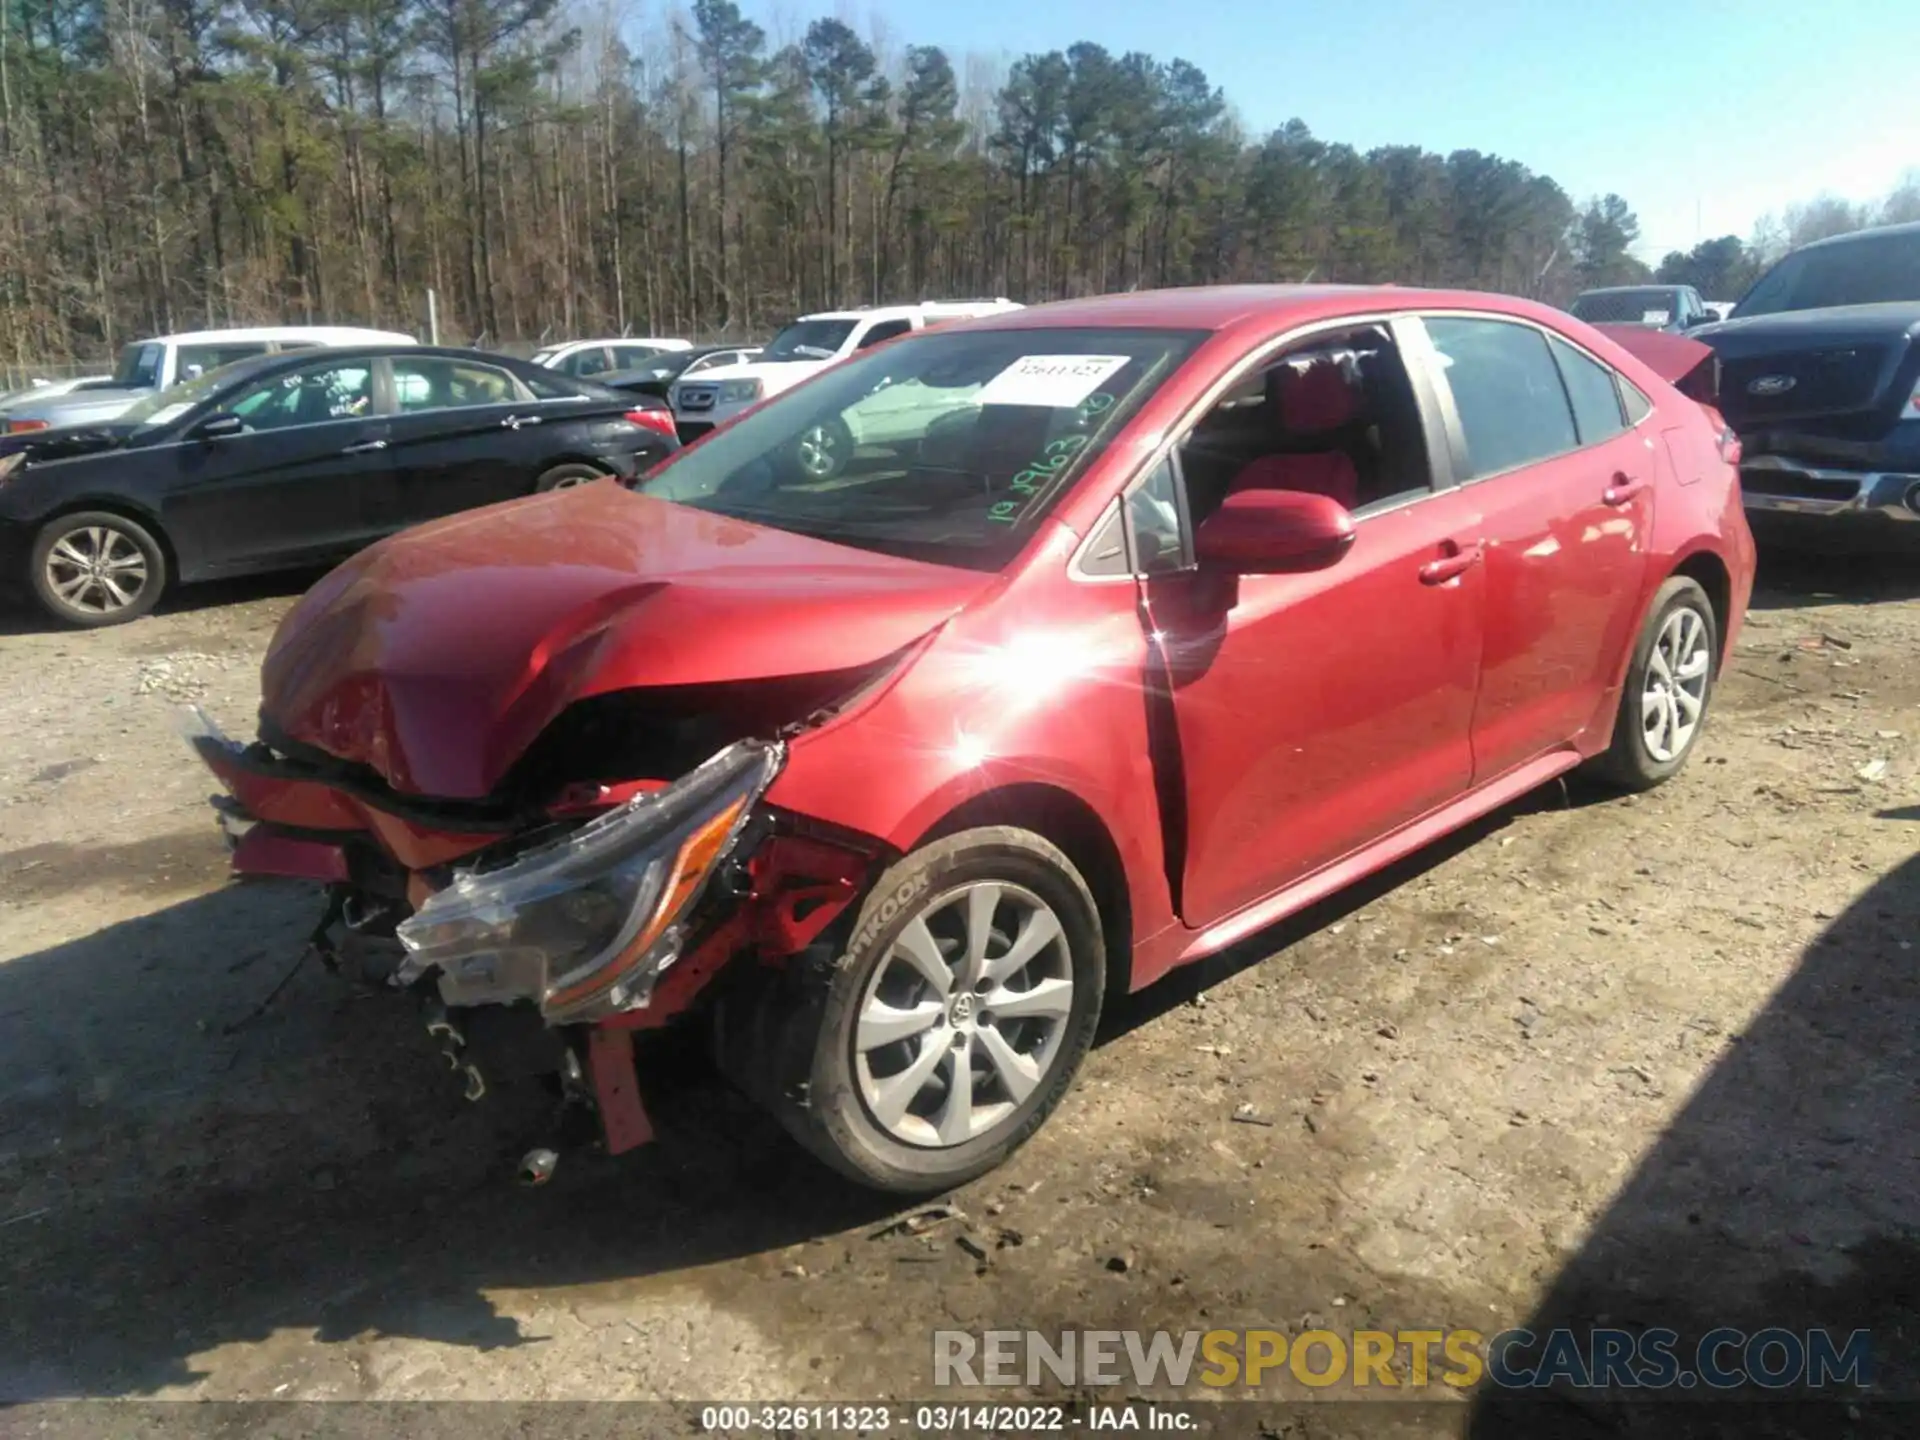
[1603,474,1648,506]
[502,414,543,430]
[341,438,388,455]
[1418,542,1483,586]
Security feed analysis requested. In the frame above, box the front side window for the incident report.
[226,362,375,430]
[1126,454,1187,574]
[640,326,1204,571]
[1178,322,1434,528]
[392,358,521,411]
[122,364,251,429]
[1424,318,1578,480]
[177,343,270,380]
[762,319,858,362]
[115,343,165,388]
[1548,335,1627,445]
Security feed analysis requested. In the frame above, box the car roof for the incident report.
[146,326,417,346]
[541,337,690,350]
[192,344,539,382]
[1794,219,1920,253]
[948,284,1553,335]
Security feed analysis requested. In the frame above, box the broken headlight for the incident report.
[395,740,783,1023]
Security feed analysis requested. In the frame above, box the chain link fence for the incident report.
[1,358,116,393]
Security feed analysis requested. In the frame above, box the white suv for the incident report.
[669,300,1022,438]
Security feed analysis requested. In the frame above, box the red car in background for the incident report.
[188,286,1754,1193]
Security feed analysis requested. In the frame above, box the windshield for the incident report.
[119,365,240,428]
[762,319,859,361]
[640,326,1204,571]
[1734,230,1920,318]
[1570,289,1681,325]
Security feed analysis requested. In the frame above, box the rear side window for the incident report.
[1621,381,1654,425]
[1549,336,1627,445]
[521,370,583,400]
[392,358,522,411]
[857,319,913,350]
[1424,318,1578,479]
[564,347,612,377]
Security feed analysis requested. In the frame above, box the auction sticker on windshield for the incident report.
[977,354,1132,408]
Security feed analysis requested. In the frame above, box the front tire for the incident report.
[30,511,168,627]
[757,827,1107,1194]
[794,418,854,481]
[1592,575,1718,790]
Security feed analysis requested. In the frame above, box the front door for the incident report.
[163,357,387,574]
[1133,319,1485,929]
[1414,317,1656,780]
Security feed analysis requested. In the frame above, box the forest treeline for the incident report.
[2,0,1916,366]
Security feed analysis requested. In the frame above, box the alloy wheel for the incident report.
[795,424,845,480]
[43,524,150,616]
[853,880,1075,1148]
[1641,604,1710,762]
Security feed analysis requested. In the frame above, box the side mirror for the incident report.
[1194,489,1356,574]
[191,413,245,441]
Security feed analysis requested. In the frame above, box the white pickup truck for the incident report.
[668,300,1022,441]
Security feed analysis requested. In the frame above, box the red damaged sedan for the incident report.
[187,286,1754,1193]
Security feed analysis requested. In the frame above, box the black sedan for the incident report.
[0,346,678,627]
[597,344,763,401]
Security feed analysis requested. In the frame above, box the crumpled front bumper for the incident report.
[183,708,879,1027]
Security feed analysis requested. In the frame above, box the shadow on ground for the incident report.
[1465,838,1920,1438]
[0,780,1593,1403]
[1750,547,1920,613]
[0,873,906,1400]
[0,567,322,637]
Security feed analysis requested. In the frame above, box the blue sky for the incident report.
[741,0,1915,268]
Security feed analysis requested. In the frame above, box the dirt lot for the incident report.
[2,557,1918,1432]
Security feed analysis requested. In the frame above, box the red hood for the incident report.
[261,486,993,798]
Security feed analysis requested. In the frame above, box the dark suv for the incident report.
[1695,222,1920,548]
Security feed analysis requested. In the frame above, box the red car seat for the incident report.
[1226,354,1362,509]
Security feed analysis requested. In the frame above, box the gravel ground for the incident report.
[1,556,1917,1434]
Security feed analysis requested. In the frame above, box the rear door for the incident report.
[162,357,387,572]
[377,354,547,529]
[1413,315,1656,780]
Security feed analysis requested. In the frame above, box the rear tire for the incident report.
[1590,575,1718,790]
[535,463,609,493]
[733,827,1106,1194]
[29,511,168,627]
